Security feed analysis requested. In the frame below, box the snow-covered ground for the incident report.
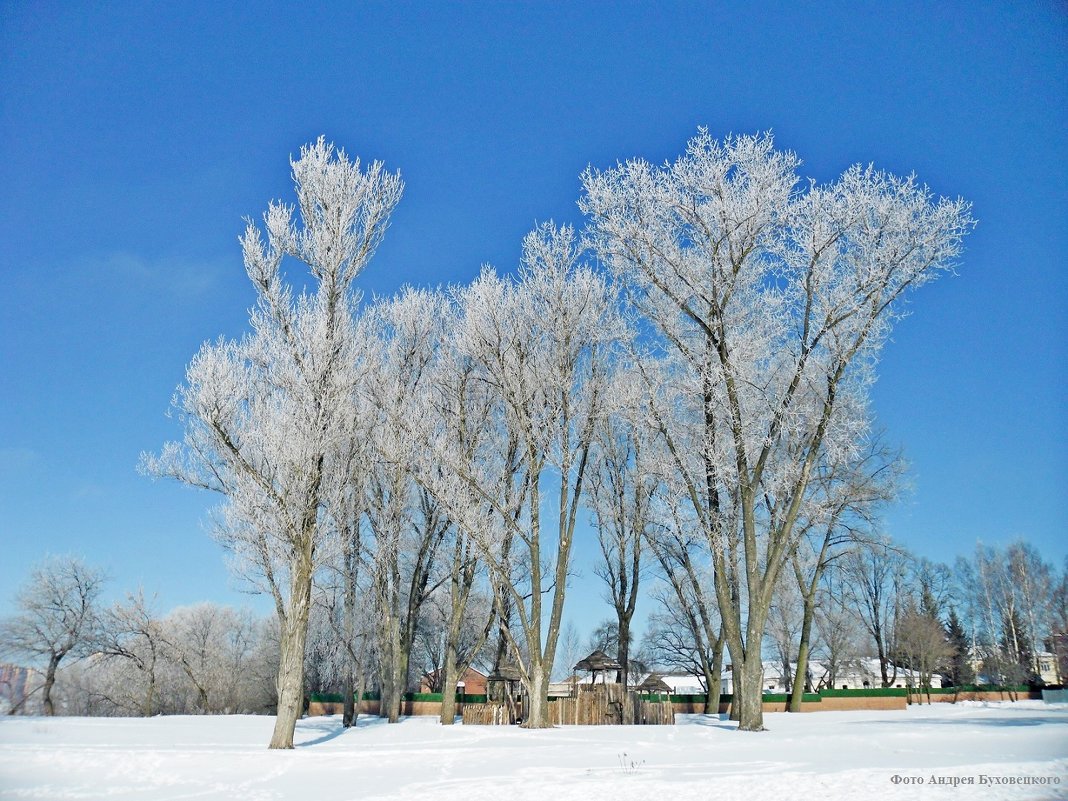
[1,702,1066,800]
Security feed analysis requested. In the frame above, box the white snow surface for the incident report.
[2,702,1067,800]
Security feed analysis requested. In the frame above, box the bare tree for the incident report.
[587,375,656,687]
[811,590,863,689]
[960,541,1055,688]
[644,497,726,715]
[897,602,954,702]
[553,622,583,682]
[767,572,804,696]
[0,556,106,716]
[162,603,239,713]
[316,356,374,728]
[581,130,972,730]
[143,138,403,748]
[640,584,721,712]
[841,539,910,687]
[434,530,495,725]
[787,440,903,710]
[360,289,456,723]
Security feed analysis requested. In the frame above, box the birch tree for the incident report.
[581,130,972,730]
[143,138,402,748]
[1006,541,1054,683]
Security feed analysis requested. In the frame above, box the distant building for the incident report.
[631,662,954,697]
[966,648,1061,686]
[0,664,33,712]
[419,666,488,696]
[737,659,944,694]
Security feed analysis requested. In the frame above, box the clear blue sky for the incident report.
[1,1,1065,632]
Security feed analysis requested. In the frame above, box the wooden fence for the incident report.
[461,703,518,725]
[548,684,673,726]
[462,684,674,726]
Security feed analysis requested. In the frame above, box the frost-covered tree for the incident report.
[1006,541,1054,682]
[361,289,453,723]
[0,556,106,716]
[97,590,167,716]
[587,371,657,688]
[581,130,972,730]
[415,223,624,727]
[143,138,403,748]
[54,601,275,717]
[811,590,863,690]
[897,604,953,702]
[161,603,266,714]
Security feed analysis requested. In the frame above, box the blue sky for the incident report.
[1,1,1065,634]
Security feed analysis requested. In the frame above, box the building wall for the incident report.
[418,667,488,696]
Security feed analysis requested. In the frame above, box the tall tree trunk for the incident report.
[269,554,313,750]
[379,620,400,724]
[705,629,725,714]
[340,505,361,728]
[616,610,632,686]
[790,590,818,712]
[342,671,357,728]
[735,655,765,731]
[729,664,741,721]
[142,648,158,717]
[522,665,550,728]
[392,643,410,723]
[438,640,459,725]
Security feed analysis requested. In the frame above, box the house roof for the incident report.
[421,665,488,682]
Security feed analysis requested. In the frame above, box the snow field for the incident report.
[1,701,1066,800]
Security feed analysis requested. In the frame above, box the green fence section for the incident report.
[763,692,822,703]
[309,693,345,703]
[819,687,909,698]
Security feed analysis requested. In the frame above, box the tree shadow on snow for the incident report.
[296,714,392,747]
[678,713,736,731]
[296,718,350,747]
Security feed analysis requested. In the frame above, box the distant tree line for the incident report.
[656,536,1065,702]
[0,556,278,716]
